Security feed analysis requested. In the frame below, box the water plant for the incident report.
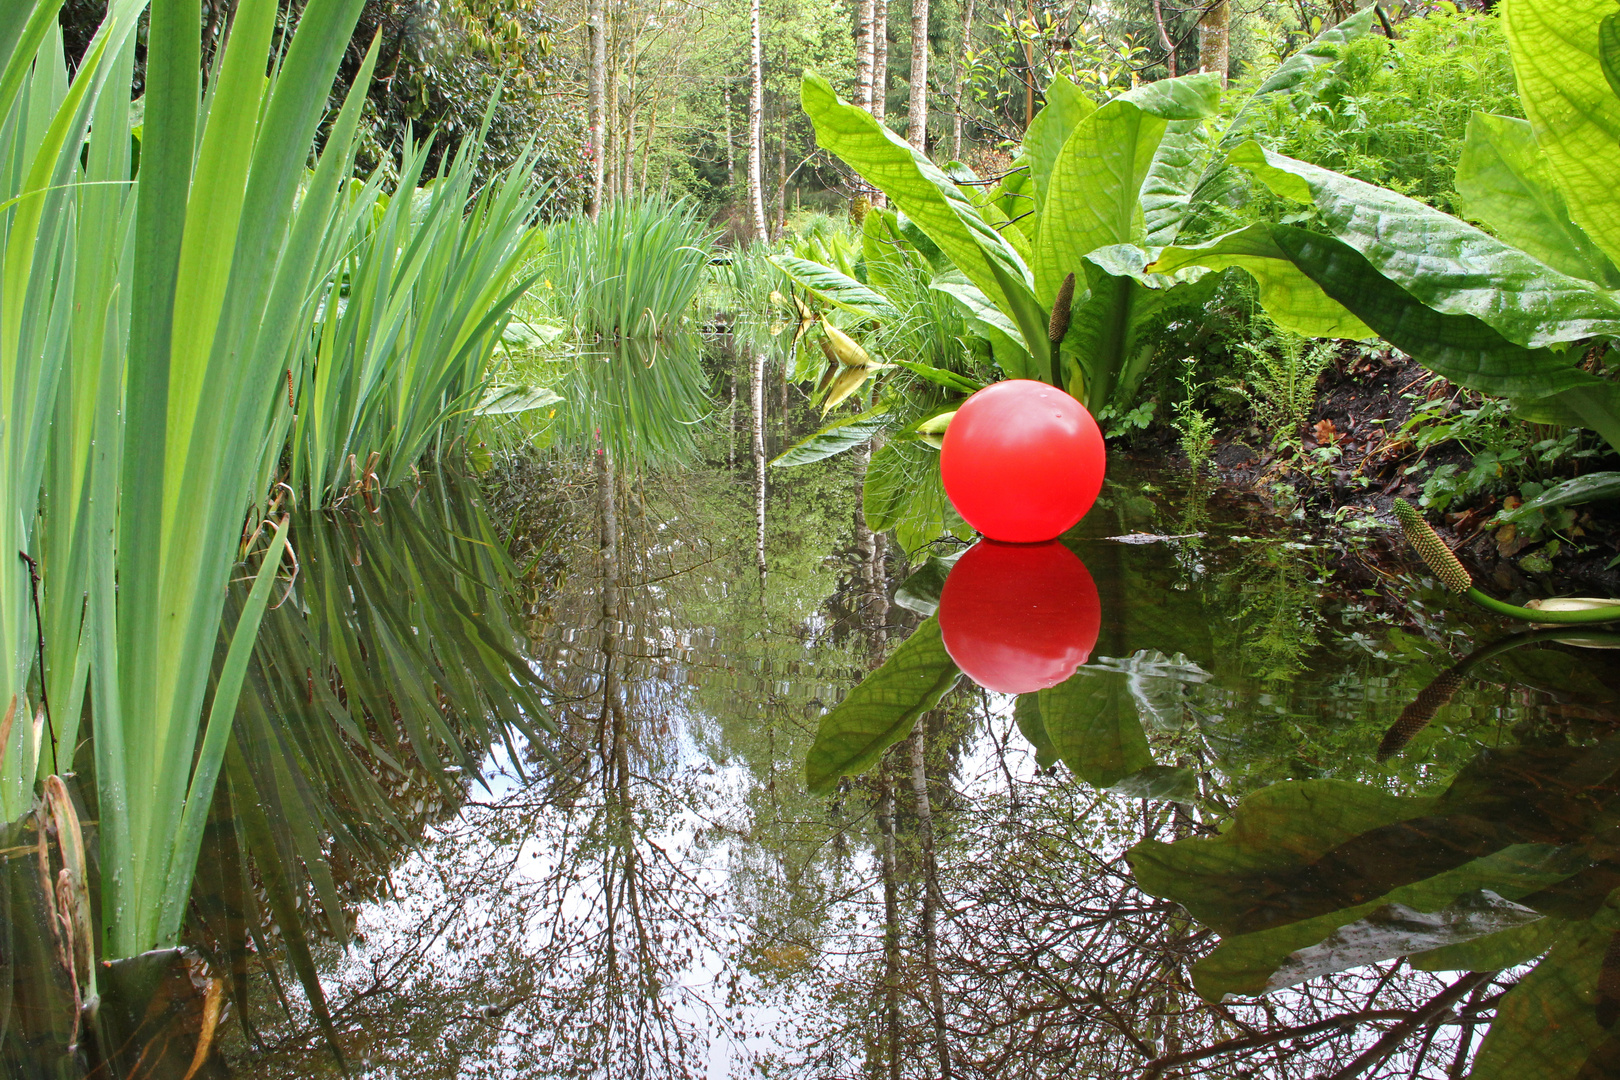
[0,0,388,962]
[289,116,549,504]
[542,198,714,340]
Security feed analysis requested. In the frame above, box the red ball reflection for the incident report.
[937,540,1101,694]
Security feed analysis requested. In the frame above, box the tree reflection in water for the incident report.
[235,413,1620,1078]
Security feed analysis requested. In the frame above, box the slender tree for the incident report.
[910,716,951,1079]
[587,0,607,218]
[747,0,769,239]
[950,0,975,159]
[871,0,889,124]
[1198,0,1229,87]
[723,87,735,185]
[907,0,930,150]
[1152,0,1176,77]
[856,0,876,111]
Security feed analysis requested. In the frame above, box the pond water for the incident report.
[6,363,1618,1079]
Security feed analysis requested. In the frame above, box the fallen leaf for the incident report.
[1312,418,1339,445]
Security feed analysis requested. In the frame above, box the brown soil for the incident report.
[1137,347,1620,603]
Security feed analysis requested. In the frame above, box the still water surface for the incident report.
[222,447,1619,1079]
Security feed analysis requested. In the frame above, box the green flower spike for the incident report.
[1393,498,1620,624]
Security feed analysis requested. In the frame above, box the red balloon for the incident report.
[937,540,1101,694]
[939,379,1106,542]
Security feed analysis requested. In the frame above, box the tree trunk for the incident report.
[878,761,902,1080]
[910,716,951,1079]
[1152,0,1176,77]
[723,88,735,185]
[950,0,974,159]
[751,351,768,583]
[606,50,621,209]
[856,0,876,111]
[586,0,606,218]
[1022,0,1035,128]
[727,373,737,471]
[907,0,929,150]
[774,107,788,237]
[1198,0,1229,89]
[871,0,889,124]
[747,0,769,240]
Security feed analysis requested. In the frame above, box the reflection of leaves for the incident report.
[1109,765,1196,801]
[1130,739,1620,1009]
[1264,889,1545,992]
[771,405,890,467]
[862,441,971,554]
[1407,913,1562,973]
[1013,694,1059,770]
[1037,669,1152,788]
[1187,844,1572,998]
[1470,896,1620,1080]
[1491,645,1618,704]
[805,618,960,795]
[893,550,965,616]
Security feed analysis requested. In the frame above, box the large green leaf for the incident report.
[771,254,902,321]
[1031,74,1218,307]
[804,618,960,794]
[800,72,1047,367]
[1454,112,1620,288]
[1151,223,1620,449]
[1021,77,1094,219]
[1493,471,1620,523]
[1141,119,1209,248]
[892,550,964,617]
[1062,245,1221,409]
[1504,0,1620,269]
[928,270,1036,379]
[862,439,969,553]
[1229,141,1620,348]
[1603,12,1620,98]
[1148,225,1374,340]
[1036,668,1152,788]
[1012,693,1059,770]
[1244,7,1375,100]
[771,405,890,467]
[1469,898,1620,1080]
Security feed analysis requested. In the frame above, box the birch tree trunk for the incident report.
[586,0,607,219]
[871,0,889,124]
[1198,0,1229,88]
[907,0,930,150]
[723,88,735,185]
[910,716,951,1080]
[747,0,769,240]
[750,351,768,583]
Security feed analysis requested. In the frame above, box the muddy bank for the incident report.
[1123,349,1620,602]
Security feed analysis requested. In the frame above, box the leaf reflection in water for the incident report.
[214,455,1620,1078]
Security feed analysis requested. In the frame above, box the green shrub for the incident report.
[1230,317,1336,449]
[1239,10,1519,217]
